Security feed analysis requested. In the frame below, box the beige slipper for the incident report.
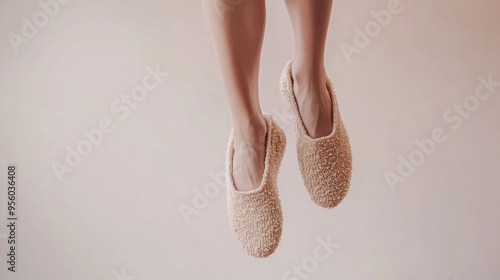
[226,114,286,258]
[280,60,352,208]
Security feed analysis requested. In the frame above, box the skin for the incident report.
[202,0,334,192]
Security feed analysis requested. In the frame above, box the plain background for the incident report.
[1,0,500,279]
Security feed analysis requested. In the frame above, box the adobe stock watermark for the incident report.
[282,235,340,280]
[178,108,293,224]
[214,0,243,15]
[385,74,500,191]
[110,267,135,280]
[7,0,71,54]
[51,65,170,182]
[178,169,226,224]
[272,103,295,129]
[340,0,405,63]
[178,137,265,224]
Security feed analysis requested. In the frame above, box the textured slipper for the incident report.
[226,114,286,258]
[280,60,352,208]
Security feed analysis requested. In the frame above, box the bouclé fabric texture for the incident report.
[226,114,287,258]
[280,60,352,208]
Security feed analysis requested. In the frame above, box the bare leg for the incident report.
[285,0,334,138]
[202,0,267,192]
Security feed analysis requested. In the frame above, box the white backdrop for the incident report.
[0,0,499,279]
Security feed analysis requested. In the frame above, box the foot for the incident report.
[232,117,267,192]
[291,67,333,139]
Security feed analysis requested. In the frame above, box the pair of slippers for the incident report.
[226,61,353,258]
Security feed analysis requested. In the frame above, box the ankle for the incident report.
[232,116,267,145]
[291,64,327,96]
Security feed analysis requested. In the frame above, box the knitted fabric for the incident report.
[226,114,287,258]
[280,60,352,208]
